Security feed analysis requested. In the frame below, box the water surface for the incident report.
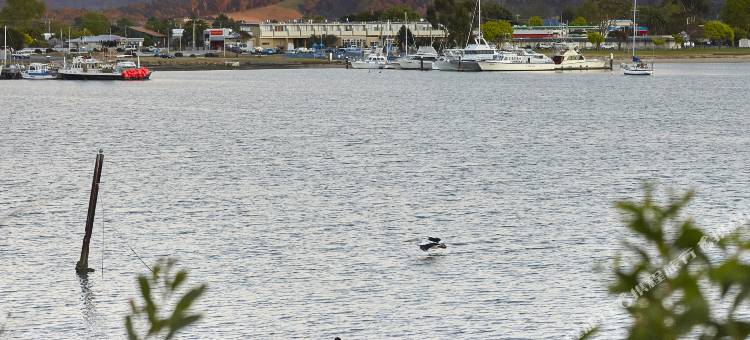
[1,64,749,339]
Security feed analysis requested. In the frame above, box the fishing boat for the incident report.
[622,0,653,75]
[21,63,57,80]
[552,48,610,70]
[351,53,388,69]
[60,56,151,80]
[477,51,556,71]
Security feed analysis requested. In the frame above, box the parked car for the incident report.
[160,53,175,59]
[537,43,552,49]
[600,42,617,50]
[263,48,276,55]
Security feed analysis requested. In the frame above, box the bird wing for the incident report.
[428,237,441,243]
[419,244,433,251]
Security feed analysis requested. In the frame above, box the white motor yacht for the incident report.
[397,46,439,70]
[552,48,611,70]
[436,40,497,71]
[477,51,556,71]
[514,48,555,64]
[435,0,497,72]
[351,54,388,69]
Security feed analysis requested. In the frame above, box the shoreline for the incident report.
[142,56,750,72]
[145,62,346,71]
[139,55,346,71]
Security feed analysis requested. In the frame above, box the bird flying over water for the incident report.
[419,237,447,251]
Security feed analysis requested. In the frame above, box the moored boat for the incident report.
[351,54,388,69]
[60,56,151,80]
[435,0,497,72]
[623,57,654,75]
[397,46,439,70]
[21,63,58,80]
[622,0,653,76]
[478,51,556,71]
[552,48,611,70]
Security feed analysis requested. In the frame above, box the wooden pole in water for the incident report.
[76,149,104,274]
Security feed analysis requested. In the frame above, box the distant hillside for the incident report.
[1,0,726,21]
[0,0,142,9]
[227,3,303,22]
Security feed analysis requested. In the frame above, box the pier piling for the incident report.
[75,150,104,274]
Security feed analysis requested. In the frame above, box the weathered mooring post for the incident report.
[76,149,104,274]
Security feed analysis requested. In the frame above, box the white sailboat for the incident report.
[623,0,653,75]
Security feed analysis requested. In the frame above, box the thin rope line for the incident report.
[101,179,104,279]
[110,227,153,273]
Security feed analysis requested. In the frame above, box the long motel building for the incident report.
[244,21,446,50]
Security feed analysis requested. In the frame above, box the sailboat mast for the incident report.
[633,0,638,57]
[478,0,482,40]
[4,25,7,66]
[404,12,408,55]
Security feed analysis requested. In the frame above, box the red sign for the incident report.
[210,30,223,36]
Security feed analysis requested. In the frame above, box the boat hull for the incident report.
[350,62,384,69]
[22,73,58,80]
[60,72,151,80]
[398,60,434,70]
[435,60,481,72]
[554,60,610,70]
[477,62,556,71]
[623,69,653,75]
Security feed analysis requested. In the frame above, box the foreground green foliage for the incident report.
[585,187,750,339]
[125,259,207,340]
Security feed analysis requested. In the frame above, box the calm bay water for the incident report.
[1,64,749,339]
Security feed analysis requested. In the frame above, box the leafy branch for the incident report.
[125,258,206,340]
